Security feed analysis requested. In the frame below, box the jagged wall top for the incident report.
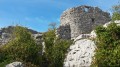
[60,5,110,26]
[58,5,111,39]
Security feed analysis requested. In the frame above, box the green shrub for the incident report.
[0,25,72,67]
[112,12,120,21]
[42,29,72,67]
[91,23,120,67]
[0,26,42,67]
[51,39,72,67]
[112,4,120,21]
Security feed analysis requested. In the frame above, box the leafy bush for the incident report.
[0,26,42,67]
[51,39,72,67]
[42,29,72,67]
[91,23,120,67]
[0,25,72,67]
[112,12,120,21]
[112,4,120,21]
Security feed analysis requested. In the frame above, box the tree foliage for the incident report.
[112,4,120,13]
[92,23,120,67]
[0,26,42,67]
[49,22,57,30]
[42,26,72,67]
[112,4,120,21]
[112,12,120,21]
[0,23,72,67]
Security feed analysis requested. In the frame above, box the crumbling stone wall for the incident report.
[57,5,111,39]
[57,24,71,39]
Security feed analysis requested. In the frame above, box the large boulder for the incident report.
[6,62,23,67]
[103,20,120,27]
[64,35,96,67]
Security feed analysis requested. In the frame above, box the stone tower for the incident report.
[57,5,111,39]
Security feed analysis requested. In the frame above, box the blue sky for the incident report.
[0,0,119,32]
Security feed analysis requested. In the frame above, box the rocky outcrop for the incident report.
[103,20,120,27]
[0,26,42,45]
[0,26,38,34]
[0,33,11,45]
[64,34,96,67]
[60,6,111,66]
[64,20,120,67]
[6,62,23,67]
[32,33,43,44]
[0,33,43,45]
[57,5,111,39]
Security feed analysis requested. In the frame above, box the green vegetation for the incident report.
[0,26,42,67]
[112,4,120,21]
[112,4,120,13]
[112,12,120,21]
[91,23,120,67]
[0,26,38,34]
[0,25,72,67]
[92,4,120,67]
[42,26,72,67]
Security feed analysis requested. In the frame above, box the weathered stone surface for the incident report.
[0,33,11,45]
[64,20,120,67]
[6,62,23,67]
[64,36,96,67]
[57,24,71,39]
[103,20,120,27]
[32,33,43,44]
[57,5,111,39]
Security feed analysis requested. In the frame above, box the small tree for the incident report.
[112,4,120,13]
[112,4,120,21]
[49,22,57,30]
[42,23,72,67]
[112,12,120,21]
[52,39,72,67]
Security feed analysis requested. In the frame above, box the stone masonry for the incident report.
[57,5,111,39]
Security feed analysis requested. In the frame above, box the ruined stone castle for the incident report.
[57,5,111,39]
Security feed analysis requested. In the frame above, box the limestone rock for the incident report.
[90,30,97,38]
[74,34,91,42]
[0,33,10,45]
[6,62,23,67]
[64,20,120,67]
[64,36,96,67]
[57,5,110,39]
[103,20,120,27]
